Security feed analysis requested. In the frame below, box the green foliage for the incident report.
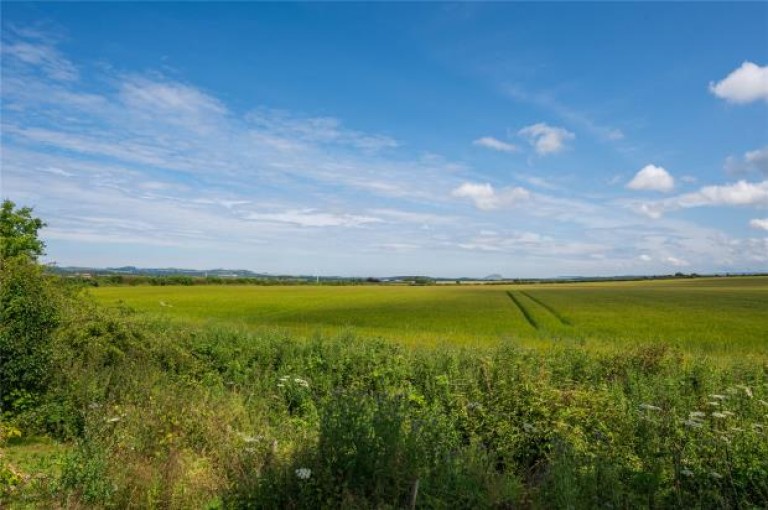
[0,258,61,413]
[0,199,46,263]
[0,200,59,414]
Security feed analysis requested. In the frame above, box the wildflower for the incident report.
[238,433,261,443]
[751,423,764,431]
[707,401,720,407]
[279,376,290,382]
[689,411,706,418]
[681,468,694,477]
[295,468,312,480]
[684,419,703,429]
[106,416,121,423]
[740,385,753,398]
[639,404,662,412]
[709,394,727,401]
[721,411,734,417]
[711,412,727,419]
[294,378,309,388]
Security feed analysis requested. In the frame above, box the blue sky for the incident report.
[2,3,767,277]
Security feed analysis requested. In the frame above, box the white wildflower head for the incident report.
[709,394,727,401]
[294,378,309,388]
[684,419,703,429]
[295,467,312,480]
[712,412,728,419]
[639,404,662,412]
[689,411,706,418]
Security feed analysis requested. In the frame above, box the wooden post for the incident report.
[409,479,420,510]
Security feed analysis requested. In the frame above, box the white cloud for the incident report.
[451,182,529,210]
[634,180,768,218]
[505,85,622,143]
[746,147,768,168]
[518,123,574,155]
[119,76,228,126]
[3,26,766,276]
[246,109,398,151]
[457,230,606,257]
[750,218,768,231]
[472,136,518,153]
[727,146,768,177]
[676,180,768,208]
[451,183,498,210]
[634,203,665,219]
[627,165,675,193]
[665,256,690,267]
[1,40,78,81]
[639,254,652,262]
[245,209,382,228]
[709,62,768,104]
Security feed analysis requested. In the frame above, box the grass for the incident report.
[4,271,767,508]
[91,276,768,358]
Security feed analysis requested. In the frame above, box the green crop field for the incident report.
[91,276,768,357]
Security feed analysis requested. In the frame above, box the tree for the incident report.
[0,200,56,412]
[0,199,46,264]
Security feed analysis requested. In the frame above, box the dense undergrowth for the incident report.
[2,265,768,508]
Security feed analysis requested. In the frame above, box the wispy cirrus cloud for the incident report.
[472,136,518,153]
[1,26,78,81]
[2,25,765,276]
[244,209,383,228]
[505,84,624,142]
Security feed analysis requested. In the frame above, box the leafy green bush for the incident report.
[0,258,61,413]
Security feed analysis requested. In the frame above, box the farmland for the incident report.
[92,276,768,358]
[4,266,768,508]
